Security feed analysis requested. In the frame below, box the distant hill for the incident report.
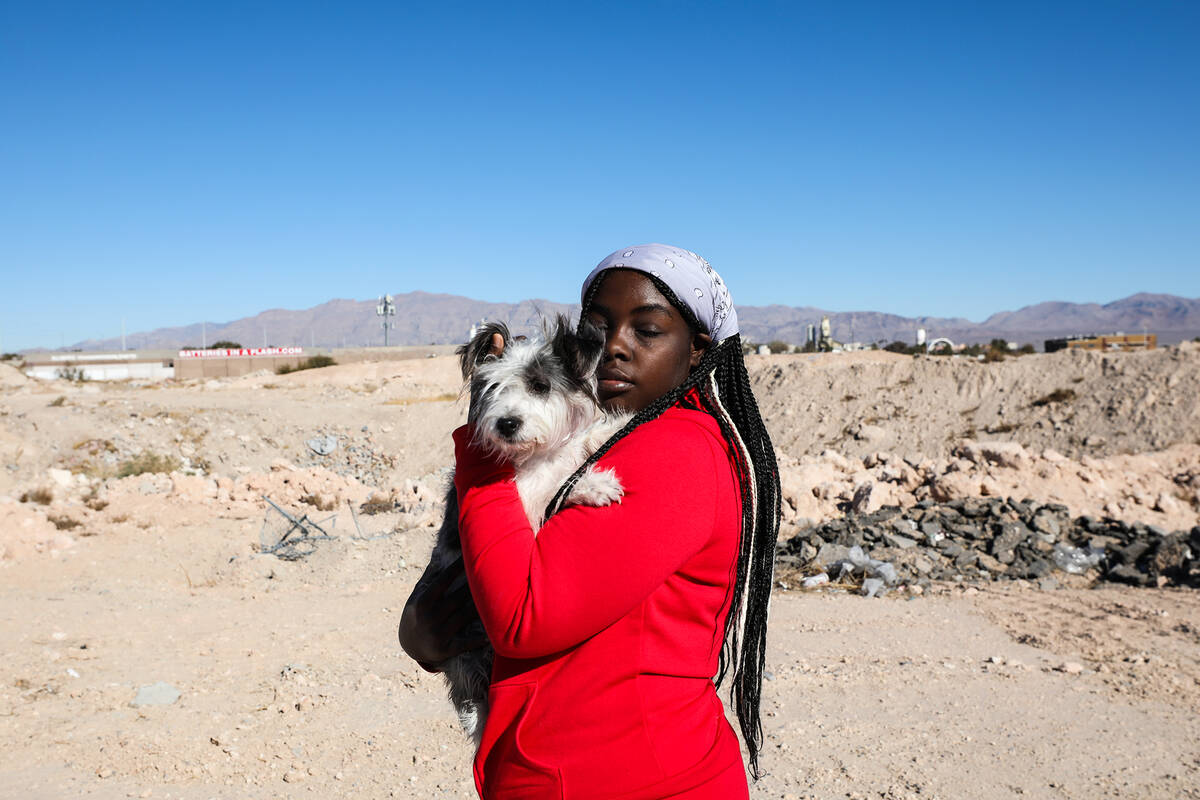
[66,291,1200,352]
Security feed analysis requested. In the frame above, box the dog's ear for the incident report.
[551,315,604,385]
[457,321,510,379]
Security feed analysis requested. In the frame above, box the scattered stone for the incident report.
[776,496,1200,590]
[306,435,339,456]
[131,681,181,707]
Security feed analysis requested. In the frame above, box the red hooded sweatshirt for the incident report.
[453,403,749,799]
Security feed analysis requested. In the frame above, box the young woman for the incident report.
[400,243,781,798]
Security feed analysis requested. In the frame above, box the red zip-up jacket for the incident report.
[453,404,749,799]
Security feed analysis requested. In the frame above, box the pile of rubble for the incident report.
[777,497,1200,590]
[299,426,398,486]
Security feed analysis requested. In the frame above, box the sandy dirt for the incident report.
[1,348,1198,799]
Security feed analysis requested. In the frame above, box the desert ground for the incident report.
[1,344,1198,800]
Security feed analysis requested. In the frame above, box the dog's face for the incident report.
[458,316,604,463]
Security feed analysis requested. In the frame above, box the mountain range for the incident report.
[66,292,1200,352]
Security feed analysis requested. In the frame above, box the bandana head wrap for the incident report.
[581,243,739,343]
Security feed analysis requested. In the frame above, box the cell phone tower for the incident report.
[376,294,396,347]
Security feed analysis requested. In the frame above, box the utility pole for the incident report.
[376,294,396,347]
[202,321,207,349]
[121,318,126,351]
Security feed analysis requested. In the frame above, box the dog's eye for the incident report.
[527,378,551,395]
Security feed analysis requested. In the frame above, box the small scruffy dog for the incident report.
[430,316,631,746]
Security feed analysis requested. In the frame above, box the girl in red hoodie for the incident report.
[401,244,781,798]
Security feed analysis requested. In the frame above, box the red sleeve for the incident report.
[453,417,727,660]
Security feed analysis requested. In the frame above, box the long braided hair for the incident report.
[545,271,781,778]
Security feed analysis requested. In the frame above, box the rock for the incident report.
[990,521,1032,564]
[814,543,851,568]
[958,440,1031,470]
[1058,661,1084,675]
[1031,511,1062,539]
[977,553,1007,573]
[47,468,74,490]
[306,435,339,456]
[853,424,888,444]
[882,532,917,549]
[131,681,181,707]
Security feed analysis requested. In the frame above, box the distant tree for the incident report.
[801,341,816,353]
[767,340,790,354]
[210,340,242,349]
[988,338,1009,352]
[1018,343,1035,355]
[883,341,910,354]
[1,353,20,361]
[928,341,954,356]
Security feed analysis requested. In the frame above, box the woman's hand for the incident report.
[398,557,488,669]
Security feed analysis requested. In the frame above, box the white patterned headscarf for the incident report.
[581,243,740,343]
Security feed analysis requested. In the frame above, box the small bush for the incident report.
[1,353,20,361]
[1031,388,1077,407]
[48,396,66,407]
[55,366,86,382]
[277,355,337,375]
[1018,344,1036,355]
[20,487,53,505]
[300,493,336,511]
[48,515,81,531]
[116,452,182,478]
[85,496,109,512]
[360,494,394,515]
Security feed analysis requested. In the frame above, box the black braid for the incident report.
[546,273,782,779]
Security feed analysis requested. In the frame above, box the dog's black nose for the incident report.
[496,417,522,438]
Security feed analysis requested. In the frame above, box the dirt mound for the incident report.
[750,343,1200,461]
[777,442,1199,531]
[0,362,28,388]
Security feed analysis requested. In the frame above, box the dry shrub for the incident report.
[116,452,181,478]
[20,487,53,505]
[48,396,66,408]
[48,515,81,531]
[85,496,109,512]
[383,393,458,406]
[1031,388,1077,408]
[300,493,336,511]
[359,494,394,515]
[73,438,116,454]
[110,513,130,524]
[277,355,337,375]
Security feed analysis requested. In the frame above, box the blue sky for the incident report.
[1,0,1197,351]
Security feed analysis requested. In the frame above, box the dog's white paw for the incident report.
[568,466,624,507]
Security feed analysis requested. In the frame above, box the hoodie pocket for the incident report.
[474,681,562,799]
